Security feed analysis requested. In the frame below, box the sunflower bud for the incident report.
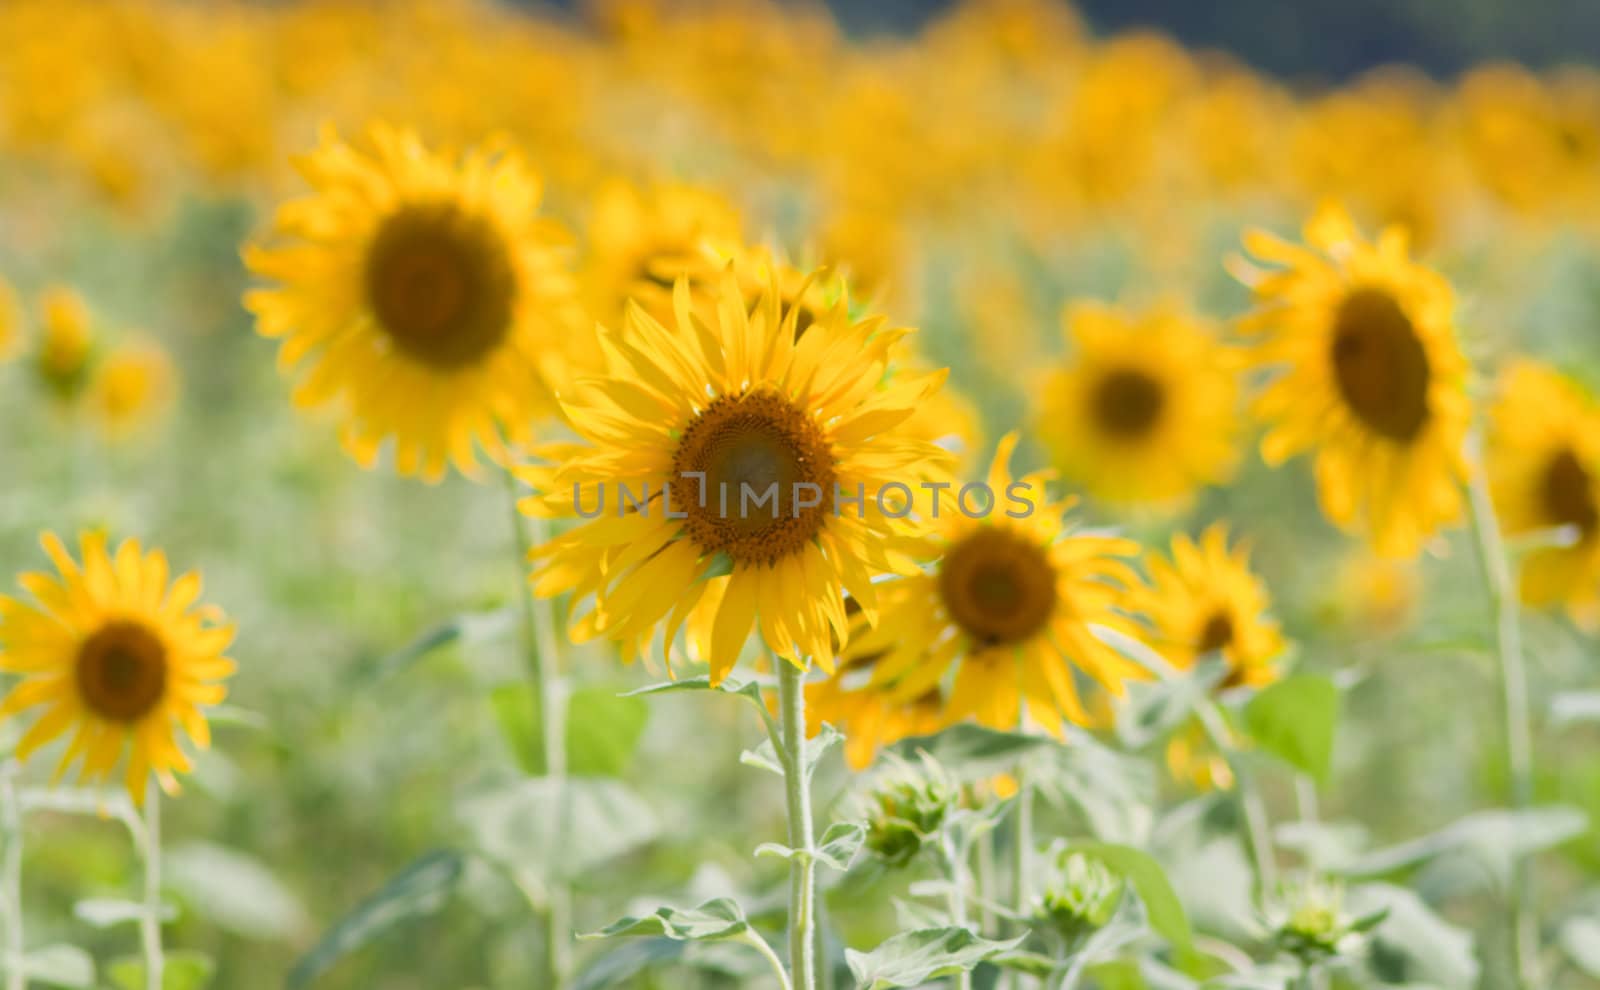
[860,755,959,869]
[1270,877,1383,966]
[1035,850,1124,941]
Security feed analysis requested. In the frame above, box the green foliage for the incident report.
[845,928,1027,989]
[1063,842,1193,952]
[107,952,214,990]
[1243,674,1341,784]
[584,898,751,941]
[564,685,650,776]
[458,777,658,888]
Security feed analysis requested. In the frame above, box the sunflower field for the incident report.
[2,1,1600,988]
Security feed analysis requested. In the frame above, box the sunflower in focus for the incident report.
[87,342,177,439]
[841,435,1145,735]
[0,533,236,805]
[244,125,579,482]
[1488,361,1600,628]
[1038,301,1240,508]
[522,270,950,681]
[1233,204,1471,557]
[35,285,95,400]
[582,178,742,325]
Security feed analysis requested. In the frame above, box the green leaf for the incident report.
[626,675,765,706]
[742,724,844,780]
[740,740,785,776]
[582,897,749,941]
[756,822,865,872]
[286,850,465,990]
[1243,674,1340,784]
[1560,917,1600,977]
[458,776,658,887]
[1066,842,1193,951]
[1032,729,1158,843]
[164,841,308,939]
[845,928,1027,989]
[886,724,1053,780]
[353,609,510,684]
[1335,806,1588,883]
[990,950,1058,977]
[107,951,213,990]
[1346,884,1478,989]
[73,898,177,929]
[1085,959,1146,989]
[565,685,650,776]
[15,945,95,989]
[1116,658,1229,748]
[489,682,543,775]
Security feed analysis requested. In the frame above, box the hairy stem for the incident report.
[141,782,163,990]
[738,929,794,990]
[777,660,818,990]
[942,836,974,990]
[2,771,22,990]
[1465,447,1538,990]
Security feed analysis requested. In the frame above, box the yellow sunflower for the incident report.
[1488,360,1600,628]
[520,270,950,682]
[1038,300,1241,508]
[840,435,1146,735]
[807,665,944,772]
[0,533,235,804]
[581,178,742,326]
[0,276,20,363]
[35,285,94,401]
[87,342,177,440]
[1126,524,1285,687]
[244,125,579,482]
[1233,203,1471,557]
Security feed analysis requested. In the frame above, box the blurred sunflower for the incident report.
[1488,360,1600,628]
[0,532,235,805]
[522,271,950,682]
[582,178,741,325]
[0,276,20,363]
[1233,204,1471,557]
[808,667,943,772]
[1038,301,1240,508]
[842,435,1145,735]
[244,125,578,482]
[35,285,94,401]
[87,342,177,439]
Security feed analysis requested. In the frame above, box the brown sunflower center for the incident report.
[672,389,836,566]
[364,202,517,368]
[1091,367,1166,439]
[1197,611,1235,654]
[75,620,167,722]
[1541,447,1599,536]
[938,527,1058,647]
[1330,287,1432,443]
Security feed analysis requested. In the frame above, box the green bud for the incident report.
[860,754,959,869]
[1035,850,1124,941]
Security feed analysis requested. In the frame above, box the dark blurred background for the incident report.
[723,0,1600,81]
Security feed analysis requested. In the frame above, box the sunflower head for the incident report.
[1126,524,1285,689]
[1234,203,1471,557]
[35,285,95,399]
[1488,360,1600,627]
[524,267,951,683]
[0,533,236,804]
[839,435,1145,736]
[87,341,177,439]
[244,125,580,482]
[1039,300,1241,508]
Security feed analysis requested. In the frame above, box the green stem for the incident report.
[1009,766,1033,990]
[942,836,974,990]
[737,930,794,990]
[1465,447,1538,990]
[1196,702,1278,898]
[2,770,22,990]
[141,782,163,990]
[776,661,817,990]
[502,470,570,986]
[975,824,999,936]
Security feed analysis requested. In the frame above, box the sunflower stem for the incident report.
[2,769,23,990]
[1465,445,1539,990]
[942,835,974,990]
[141,780,163,990]
[1008,765,1033,990]
[502,468,571,986]
[776,660,818,990]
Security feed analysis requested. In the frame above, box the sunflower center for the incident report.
[75,620,167,722]
[1091,368,1166,439]
[1541,447,1599,536]
[1330,287,1432,443]
[364,202,517,369]
[1197,611,1234,653]
[673,389,836,566]
[938,527,1057,647]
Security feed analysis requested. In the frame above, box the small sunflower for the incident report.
[0,533,236,804]
[1233,203,1471,557]
[35,285,95,401]
[1488,360,1600,628]
[521,270,950,682]
[1038,300,1241,508]
[244,125,579,482]
[87,342,177,439]
[842,435,1145,735]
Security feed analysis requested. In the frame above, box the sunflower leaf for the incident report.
[15,945,95,989]
[582,897,749,941]
[1065,842,1193,951]
[1243,674,1341,784]
[107,951,214,990]
[845,928,1027,989]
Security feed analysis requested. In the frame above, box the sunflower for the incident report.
[520,270,950,682]
[0,533,235,804]
[839,435,1145,735]
[1488,360,1600,628]
[807,666,944,772]
[35,285,94,401]
[1038,300,1241,508]
[1232,203,1471,557]
[87,342,177,439]
[243,125,579,482]
[0,276,20,363]
[581,178,742,326]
